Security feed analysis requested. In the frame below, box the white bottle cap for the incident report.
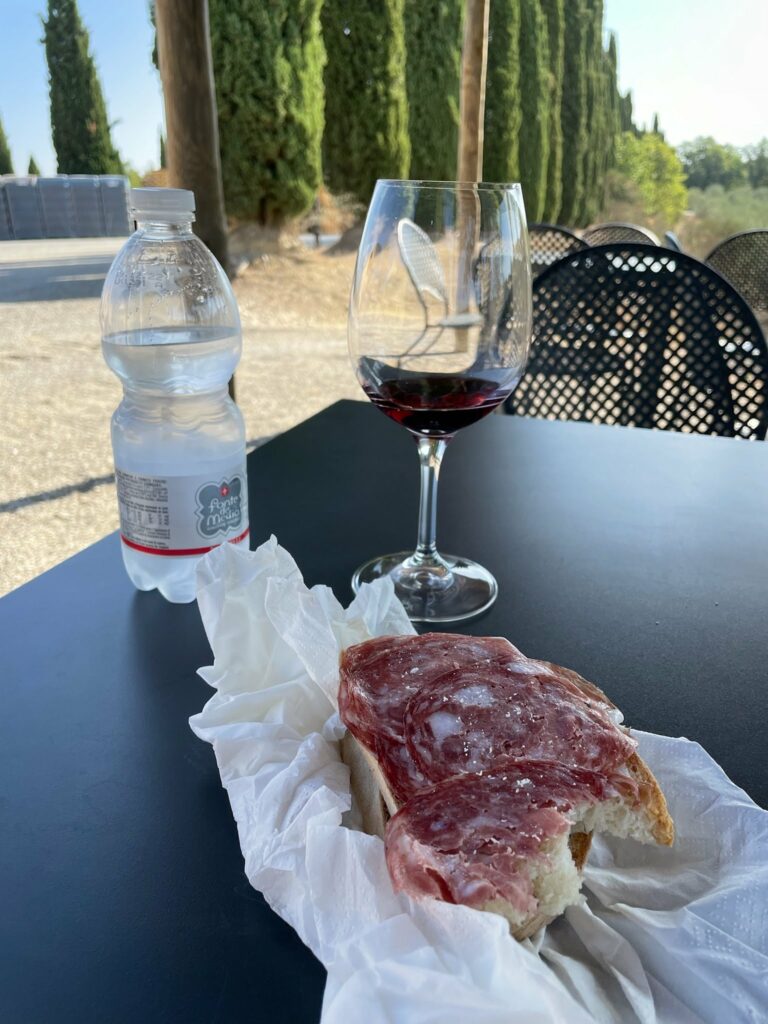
[130,187,196,222]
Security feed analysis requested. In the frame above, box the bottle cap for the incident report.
[130,187,196,222]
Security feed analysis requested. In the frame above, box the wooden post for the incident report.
[155,0,229,274]
[457,0,490,183]
[155,0,235,399]
[455,0,489,347]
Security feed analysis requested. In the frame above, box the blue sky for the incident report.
[604,0,767,148]
[0,0,765,177]
[0,0,163,176]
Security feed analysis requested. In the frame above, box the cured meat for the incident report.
[529,659,620,714]
[339,633,673,930]
[403,659,636,784]
[340,633,520,742]
[384,762,625,914]
[339,633,519,802]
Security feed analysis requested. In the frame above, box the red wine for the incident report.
[359,360,517,436]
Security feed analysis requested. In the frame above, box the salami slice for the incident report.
[385,762,624,913]
[339,633,519,801]
[403,660,636,785]
[529,659,620,713]
[340,633,521,741]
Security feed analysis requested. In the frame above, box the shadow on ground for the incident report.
[0,438,271,515]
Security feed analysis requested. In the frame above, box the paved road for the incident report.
[0,236,361,596]
[0,237,124,302]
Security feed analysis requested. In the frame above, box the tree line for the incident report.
[0,0,637,228]
[4,0,764,233]
[0,119,41,176]
[679,137,768,191]
[210,0,633,228]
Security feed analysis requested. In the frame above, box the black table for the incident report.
[2,400,767,1022]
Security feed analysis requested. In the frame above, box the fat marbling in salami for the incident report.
[403,659,637,784]
[339,633,519,801]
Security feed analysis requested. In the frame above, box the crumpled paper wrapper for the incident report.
[190,538,768,1023]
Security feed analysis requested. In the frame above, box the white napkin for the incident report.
[190,538,768,1023]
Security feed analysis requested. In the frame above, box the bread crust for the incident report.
[340,731,391,837]
[625,751,675,845]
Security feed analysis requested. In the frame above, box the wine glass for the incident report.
[348,179,532,622]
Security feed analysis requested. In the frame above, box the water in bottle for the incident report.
[101,187,248,603]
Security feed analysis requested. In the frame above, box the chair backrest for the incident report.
[472,234,504,320]
[665,231,683,252]
[397,218,448,313]
[706,230,768,314]
[582,222,660,246]
[507,244,768,440]
[529,222,587,278]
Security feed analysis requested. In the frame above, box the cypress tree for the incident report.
[484,0,521,183]
[600,32,622,212]
[541,0,564,222]
[559,0,588,225]
[322,1,410,204]
[619,90,634,133]
[579,0,594,222]
[42,0,123,175]
[209,0,325,225]
[159,133,166,170]
[592,35,620,214]
[594,46,616,216]
[28,156,42,176]
[518,0,549,222]
[580,0,604,224]
[605,33,620,166]
[405,0,463,182]
[0,115,12,174]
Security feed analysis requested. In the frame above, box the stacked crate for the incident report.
[0,175,131,239]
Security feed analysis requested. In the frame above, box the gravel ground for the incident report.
[0,238,363,596]
[8,237,762,598]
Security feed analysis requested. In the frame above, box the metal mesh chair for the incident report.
[397,218,449,314]
[706,230,768,315]
[396,218,481,359]
[529,222,587,278]
[506,244,768,440]
[665,231,683,252]
[582,222,660,246]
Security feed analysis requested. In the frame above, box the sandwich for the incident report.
[338,633,674,940]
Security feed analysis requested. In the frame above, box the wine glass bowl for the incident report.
[349,180,531,622]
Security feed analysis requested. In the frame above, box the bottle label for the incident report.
[115,461,249,556]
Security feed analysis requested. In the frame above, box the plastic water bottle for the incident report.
[101,187,248,603]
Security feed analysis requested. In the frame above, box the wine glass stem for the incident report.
[414,436,449,565]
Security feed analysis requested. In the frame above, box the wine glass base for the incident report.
[351,551,498,624]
